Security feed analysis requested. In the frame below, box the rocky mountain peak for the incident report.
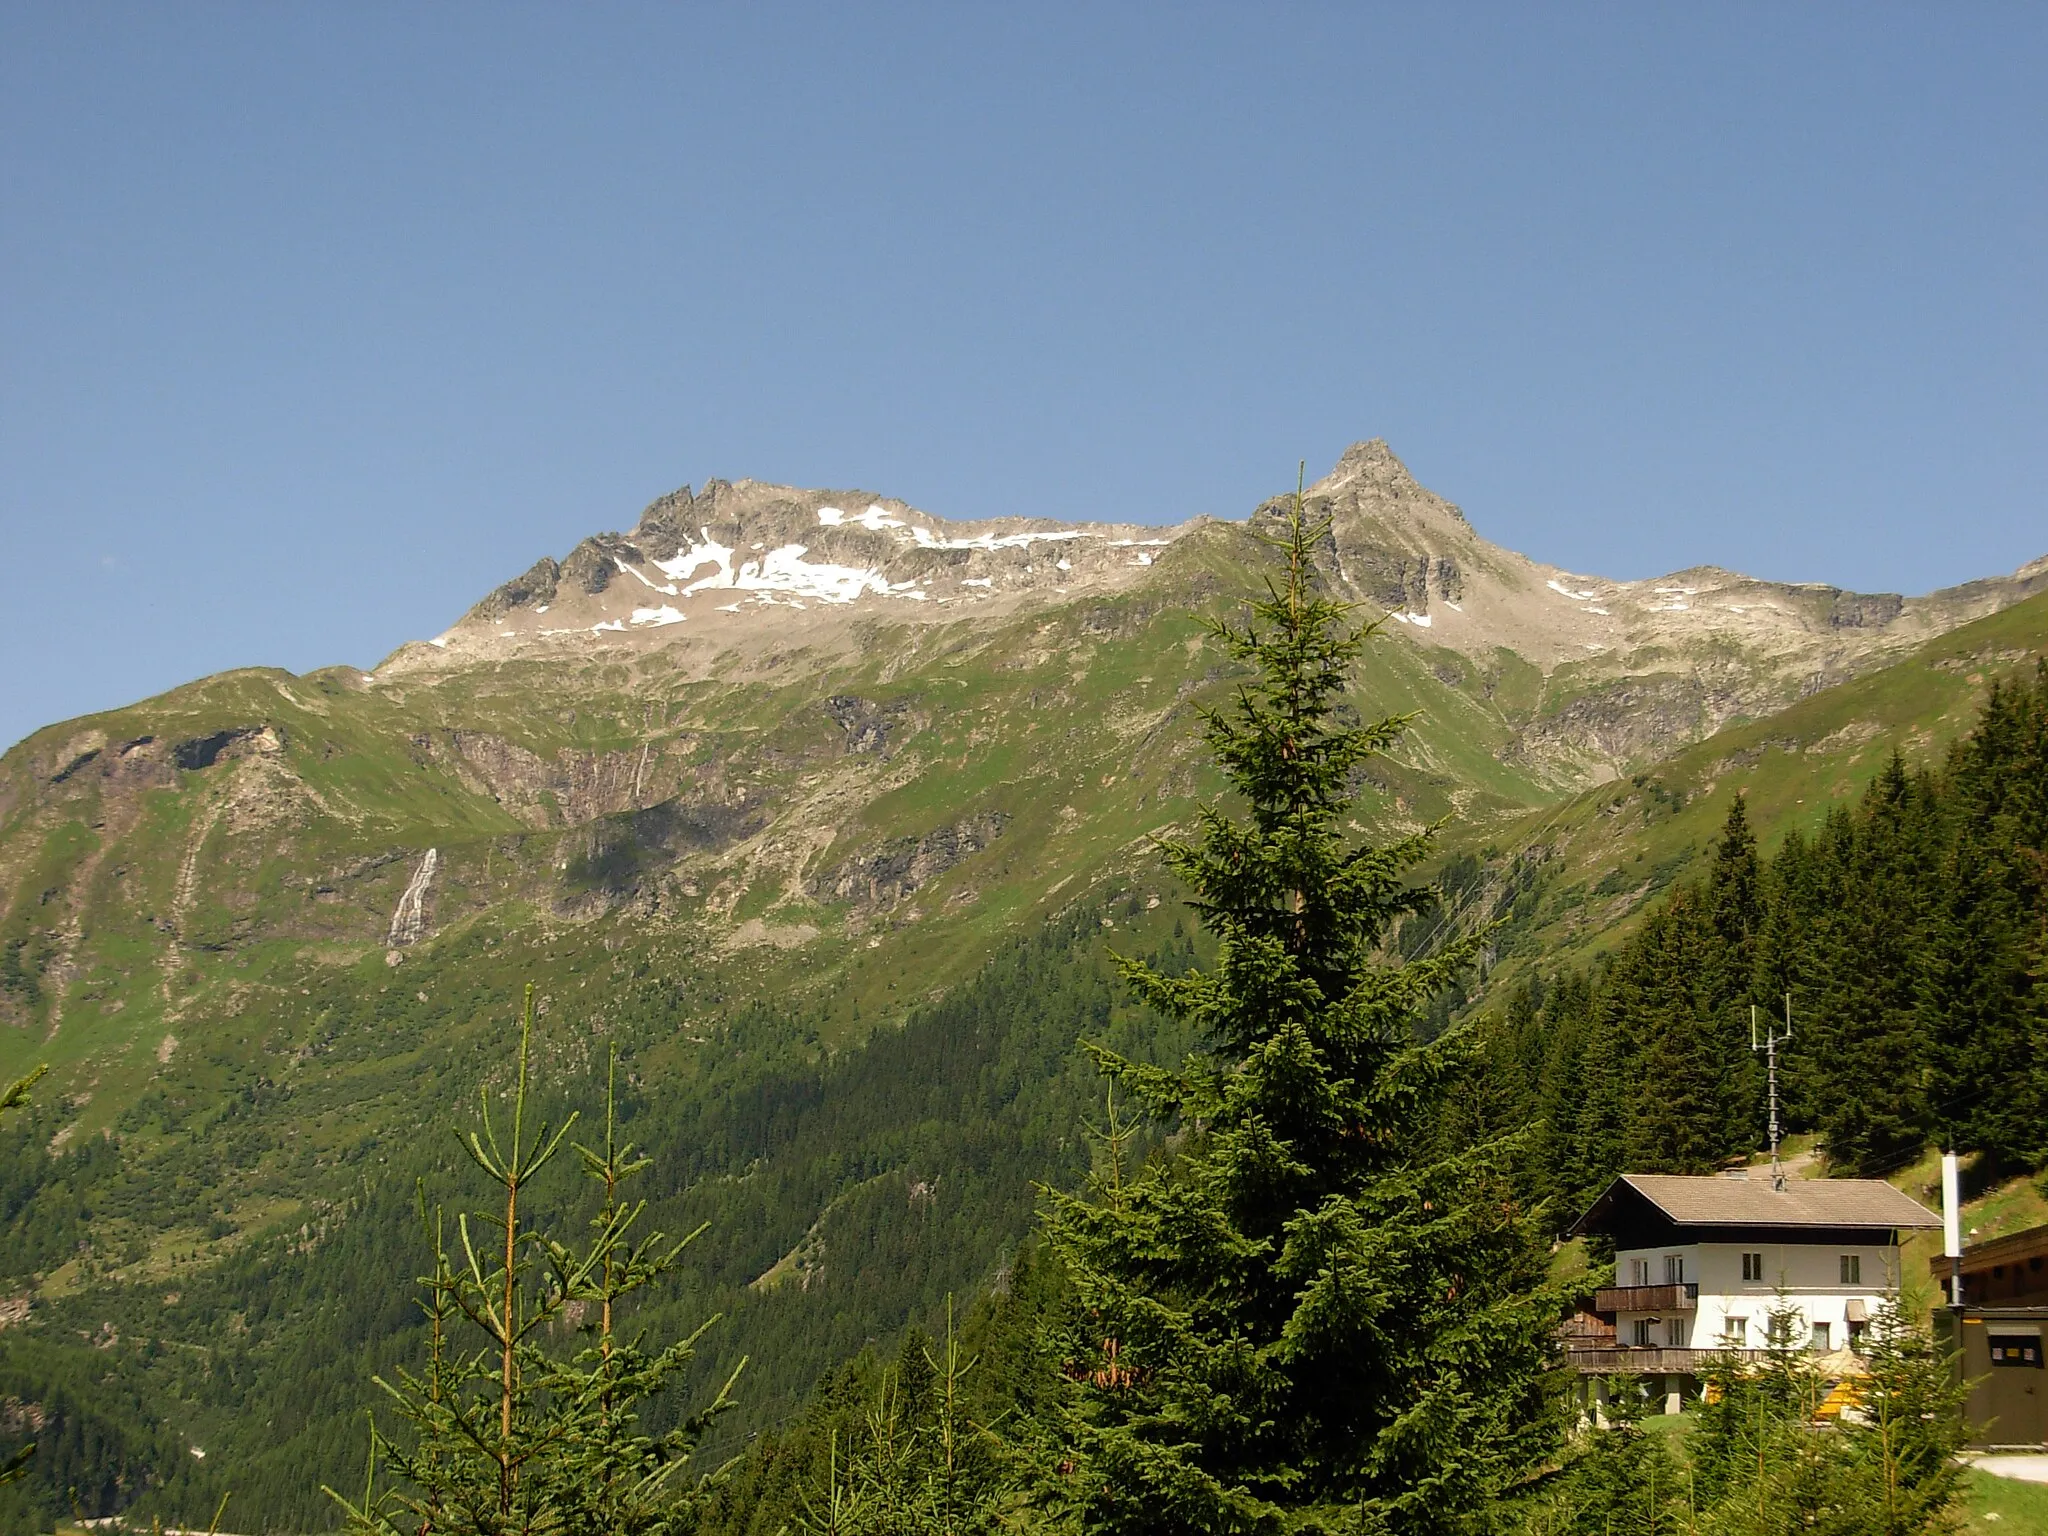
[1308,439,1471,532]
[403,473,1204,673]
[1314,438,1421,496]
[387,440,2047,718]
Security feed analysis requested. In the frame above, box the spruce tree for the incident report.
[1705,795,1763,1003]
[1036,483,1569,1535]
[1704,796,1766,1142]
[1512,1388,1681,1536]
[1529,973,1604,1219]
[1617,897,1741,1175]
[1752,827,1820,1131]
[1684,1304,1965,1535]
[1812,759,1934,1176]
[329,990,739,1536]
[1924,668,2048,1169]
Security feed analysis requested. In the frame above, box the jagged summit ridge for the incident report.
[414,475,1192,668]
[382,442,2047,693]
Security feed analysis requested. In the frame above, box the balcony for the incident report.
[1566,1346,1770,1375]
[1592,1282,1699,1314]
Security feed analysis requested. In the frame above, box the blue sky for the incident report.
[3,4,2043,749]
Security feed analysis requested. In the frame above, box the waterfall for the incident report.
[388,847,439,946]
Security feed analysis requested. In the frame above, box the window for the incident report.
[1664,1254,1685,1285]
[1811,1321,1831,1351]
[1666,1318,1687,1347]
[1840,1254,1861,1285]
[1742,1252,1764,1282]
[1630,1258,1651,1287]
[1633,1319,1654,1346]
[1848,1319,1868,1352]
[1988,1336,2043,1368]
[1723,1317,1748,1347]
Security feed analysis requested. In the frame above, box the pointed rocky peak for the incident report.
[1303,440,1472,533]
[1312,439,1420,498]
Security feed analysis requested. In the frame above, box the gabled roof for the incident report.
[1568,1173,1940,1239]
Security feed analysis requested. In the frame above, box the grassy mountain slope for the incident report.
[1434,588,2048,975]
[0,522,1560,1121]
[2,452,2045,1528]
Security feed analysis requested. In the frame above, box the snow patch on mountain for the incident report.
[915,526,1086,552]
[816,505,905,531]
[635,528,929,606]
[616,559,680,595]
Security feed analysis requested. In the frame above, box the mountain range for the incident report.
[1,440,2044,1523]
[8,441,2044,1065]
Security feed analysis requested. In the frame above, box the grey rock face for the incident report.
[390,439,2046,785]
[824,695,909,757]
[466,557,561,623]
[814,813,1010,910]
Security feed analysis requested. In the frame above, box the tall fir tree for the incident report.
[1705,794,1763,1003]
[1923,668,2048,1169]
[1704,796,1766,1140]
[1617,896,1741,1174]
[1036,481,1570,1535]
[1811,757,1935,1176]
[330,992,738,1536]
[1527,972,1601,1219]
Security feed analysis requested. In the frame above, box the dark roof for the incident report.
[1568,1174,1940,1239]
[1957,1222,2048,1271]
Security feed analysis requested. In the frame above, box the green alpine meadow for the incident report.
[3,446,2045,1534]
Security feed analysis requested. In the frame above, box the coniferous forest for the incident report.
[1466,664,2048,1219]
[3,513,2044,1533]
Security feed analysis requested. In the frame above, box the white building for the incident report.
[1564,1173,1941,1398]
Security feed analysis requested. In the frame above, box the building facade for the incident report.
[1565,1173,1940,1401]
[1932,1222,2048,1450]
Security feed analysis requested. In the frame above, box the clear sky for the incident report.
[3,5,2043,750]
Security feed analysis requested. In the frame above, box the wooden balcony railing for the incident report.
[1565,1346,1771,1375]
[1592,1283,1699,1313]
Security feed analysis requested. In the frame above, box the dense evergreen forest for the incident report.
[2,601,2038,1530]
[0,907,1202,1534]
[1464,661,2048,1223]
[679,539,2037,1536]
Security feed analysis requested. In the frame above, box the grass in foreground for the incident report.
[1963,1465,2048,1533]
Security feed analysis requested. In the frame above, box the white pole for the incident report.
[1941,1150,1962,1306]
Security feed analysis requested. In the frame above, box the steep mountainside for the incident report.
[3,441,2042,1122]
[1,441,2043,1529]
[392,441,2047,777]
[1436,588,2048,979]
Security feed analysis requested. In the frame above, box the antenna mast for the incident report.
[1752,995,1793,1191]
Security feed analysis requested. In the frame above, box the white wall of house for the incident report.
[1613,1240,1904,1351]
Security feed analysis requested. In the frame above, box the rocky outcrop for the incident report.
[823,695,910,756]
[172,725,283,771]
[561,535,650,597]
[631,483,699,561]
[559,797,763,906]
[813,813,1009,909]
[1825,591,1907,630]
[1513,676,1725,768]
[466,557,561,623]
[411,730,695,829]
